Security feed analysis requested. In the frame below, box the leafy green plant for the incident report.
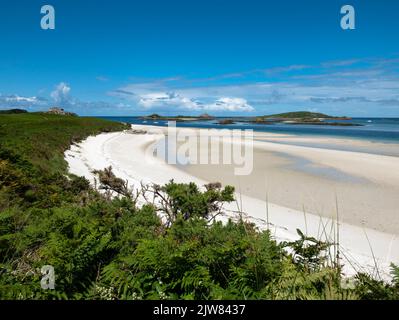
[1,113,398,300]
[282,229,330,272]
[152,180,235,225]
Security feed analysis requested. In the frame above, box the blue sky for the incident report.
[1,0,399,116]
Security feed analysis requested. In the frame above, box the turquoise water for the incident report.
[100,117,399,143]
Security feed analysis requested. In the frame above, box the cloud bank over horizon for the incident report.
[1,56,399,117]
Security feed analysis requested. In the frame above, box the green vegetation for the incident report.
[145,113,162,119]
[141,113,215,122]
[0,113,128,174]
[0,113,398,300]
[138,111,358,126]
[0,109,28,114]
[218,119,236,125]
[246,111,358,126]
[263,111,336,119]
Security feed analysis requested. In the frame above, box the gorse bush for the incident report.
[1,113,398,300]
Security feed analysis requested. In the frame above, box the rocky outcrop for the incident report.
[46,107,77,116]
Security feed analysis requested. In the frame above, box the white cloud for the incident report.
[204,97,254,111]
[96,76,109,82]
[0,94,48,109]
[4,95,41,103]
[138,92,197,109]
[111,71,399,116]
[136,91,253,112]
[264,64,311,75]
[0,83,135,115]
[50,82,71,104]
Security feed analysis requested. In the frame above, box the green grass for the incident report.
[0,113,128,174]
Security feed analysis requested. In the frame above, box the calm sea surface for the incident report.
[99,117,399,143]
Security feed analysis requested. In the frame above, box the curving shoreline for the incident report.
[65,124,399,279]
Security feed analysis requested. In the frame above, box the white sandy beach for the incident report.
[65,124,399,280]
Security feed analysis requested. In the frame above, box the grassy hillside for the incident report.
[0,113,128,174]
[0,113,398,300]
[263,111,334,119]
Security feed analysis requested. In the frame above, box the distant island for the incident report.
[0,109,361,126]
[0,108,28,114]
[218,119,236,125]
[140,111,361,127]
[140,113,214,122]
[262,111,350,119]
[0,107,78,117]
[249,111,360,126]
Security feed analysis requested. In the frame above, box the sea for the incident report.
[99,117,399,144]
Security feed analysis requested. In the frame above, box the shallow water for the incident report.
[278,152,368,184]
[100,116,399,143]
